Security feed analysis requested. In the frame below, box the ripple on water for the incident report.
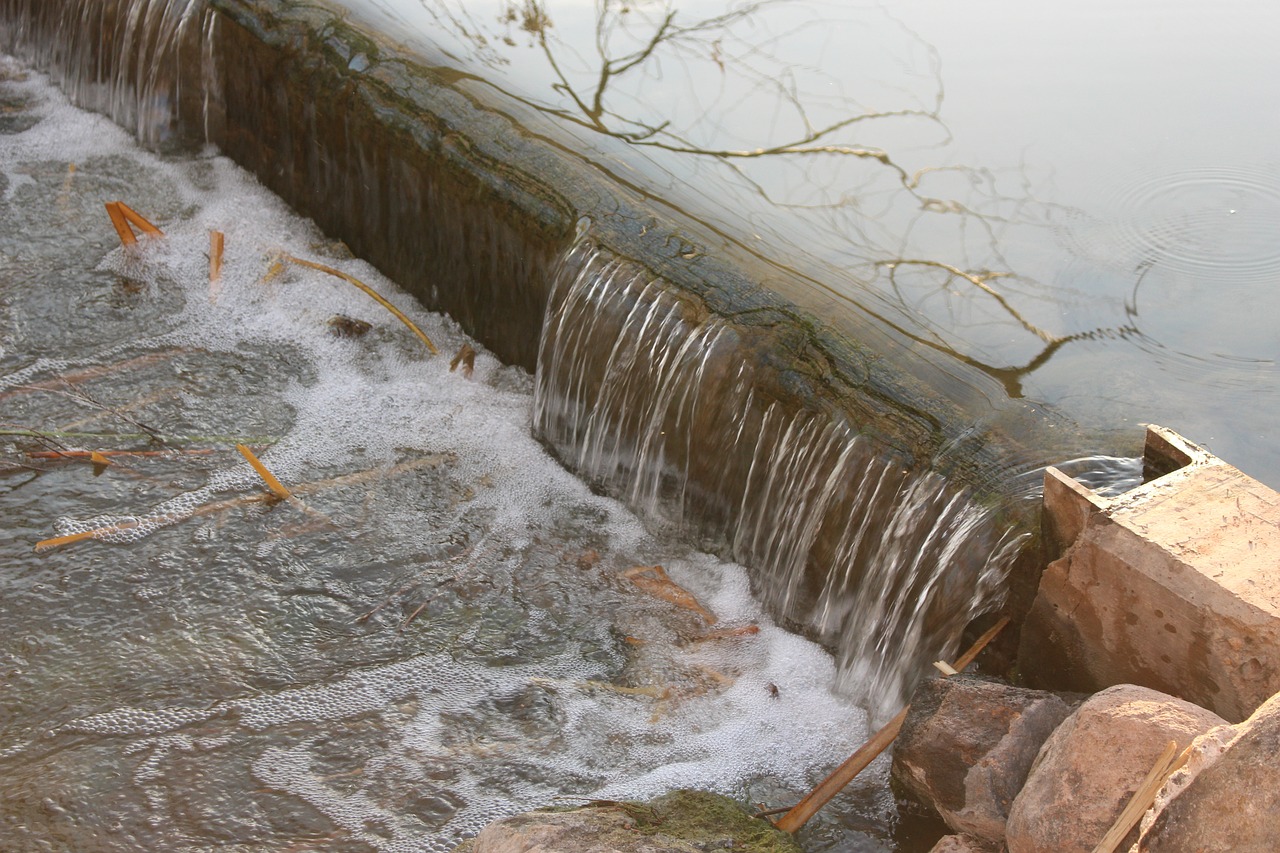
[1054,165,1280,368]
[1097,165,1280,283]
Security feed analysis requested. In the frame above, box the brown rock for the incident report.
[893,675,1072,841]
[1137,690,1280,852]
[1004,684,1227,853]
[928,834,1000,852]
[1020,426,1280,723]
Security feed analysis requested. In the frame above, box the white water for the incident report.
[0,55,889,850]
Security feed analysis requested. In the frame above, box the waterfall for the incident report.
[0,0,218,149]
[535,238,1026,717]
[2,0,1033,718]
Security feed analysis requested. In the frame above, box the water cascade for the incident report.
[2,0,1061,787]
[534,238,1027,710]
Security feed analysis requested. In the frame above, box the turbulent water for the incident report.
[0,58,894,851]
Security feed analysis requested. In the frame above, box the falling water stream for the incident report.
[2,0,1274,849]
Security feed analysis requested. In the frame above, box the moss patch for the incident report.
[600,789,801,853]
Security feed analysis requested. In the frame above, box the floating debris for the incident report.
[208,230,224,301]
[235,443,293,501]
[449,342,476,377]
[327,314,372,338]
[624,564,718,625]
[281,253,439,355]
[103,200,163,246]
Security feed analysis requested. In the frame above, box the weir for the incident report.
[0,0,1099,717]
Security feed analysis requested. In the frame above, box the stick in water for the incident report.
[774,616,1010,833]
[104,201,164,247]
[236,444,293,500]
[209,230,225,301]
[282,254,439,355]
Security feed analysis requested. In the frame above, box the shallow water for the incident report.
[344,0,1280,486]
[0,59,896,851]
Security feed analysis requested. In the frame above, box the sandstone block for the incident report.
[1021,425,1280,722]
[1136,690,1280,851]
[1004,684,1226,853]
[893,675,1072,841]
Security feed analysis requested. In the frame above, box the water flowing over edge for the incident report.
[534,237,1028,717]
[2,0,1035,718]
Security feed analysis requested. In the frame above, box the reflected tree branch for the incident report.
[421,0,1142,389]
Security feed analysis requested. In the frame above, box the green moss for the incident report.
[621,790,802,853]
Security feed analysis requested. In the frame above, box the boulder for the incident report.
[892,675,1073,841]
[929,834,1000,852]
[1136,690,1280,851]
[1005,684,1226,853]
[459,790,801,853]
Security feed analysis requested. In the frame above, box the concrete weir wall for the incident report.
[0,0,1046,467]
[0,0,1102,704]
[1021,425,1280,722]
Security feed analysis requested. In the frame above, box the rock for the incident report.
[928,833,1000,852]
[892,675,1073,841]
[1020,426,1280,723]
[460,790,801,853]
[1005,684,1227,853]
[1136,690,1280,851]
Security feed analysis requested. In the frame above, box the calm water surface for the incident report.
[346,0,1280,484]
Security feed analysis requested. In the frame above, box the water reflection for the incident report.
[345,0,1280,484]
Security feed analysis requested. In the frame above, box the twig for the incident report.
[1091,741,1190,853]
[774,617,1010,833]
[104,201,163,247]
[209,230,225,302]
[32,455,450,553]
[25,448,217,460]
[0,350,186,404]
[280,254,439,355]
[236,444,293,501]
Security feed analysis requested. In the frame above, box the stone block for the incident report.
[1020,425,1280,722]
[892,675,1073,841]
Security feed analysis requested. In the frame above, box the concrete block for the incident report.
[1020,425,1280,722]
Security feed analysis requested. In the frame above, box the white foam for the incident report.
[4,55,878,848]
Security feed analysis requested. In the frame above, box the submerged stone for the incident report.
[459,791,802,853]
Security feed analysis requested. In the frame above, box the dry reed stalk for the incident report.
[115,202,164,237]
[35,518,143,552]
[25,448,217,460]
[236,444,293,501]
[774,616,1011,833]
[33,455,450,553]
[104,201,135,246]
[0,350,186,404]
[1091,741,1190,853]
[209,230,225,300]
[281,254,439,355]
[104,201,163,247]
